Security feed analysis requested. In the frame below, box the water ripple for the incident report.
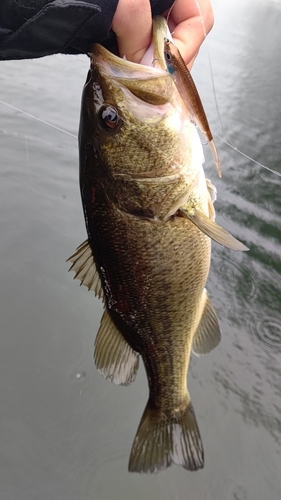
[247,315,281,353]
[215,252,258,303]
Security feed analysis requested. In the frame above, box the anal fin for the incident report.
[94,310,139,386]
[192,289,221,356]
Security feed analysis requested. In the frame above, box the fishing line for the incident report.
[192,0,281,177]
[193,0,234,147]
[0,100,77,139]
[213,132,281,177]
[166,0,228,142]
[166,0,179,25]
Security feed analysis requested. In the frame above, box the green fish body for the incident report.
[68,17,247,473]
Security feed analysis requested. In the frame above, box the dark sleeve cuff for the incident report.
[0,0,118,60]
[0,0,175,61]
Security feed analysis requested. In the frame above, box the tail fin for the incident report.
[128,400,204,473]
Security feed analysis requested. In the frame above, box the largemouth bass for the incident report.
[68,16,248,473]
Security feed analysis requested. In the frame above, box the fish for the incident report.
[163,36,222,178]
[67,16,248,473]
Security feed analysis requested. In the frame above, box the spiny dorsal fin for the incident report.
[67,240,104,300]
[179,207,249,251]
[192,289,221,356]
[94,309,139,386]
[128,399,204,473]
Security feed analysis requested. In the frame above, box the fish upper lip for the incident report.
[92,44,167,79]
[91,16,173,77]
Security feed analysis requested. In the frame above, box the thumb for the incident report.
[111,0,152,63]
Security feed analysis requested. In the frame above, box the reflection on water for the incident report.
[0,0,281,499]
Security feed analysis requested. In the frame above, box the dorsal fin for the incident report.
[192,289,221,356]
[94,310,139,386]
[67,240,104,300]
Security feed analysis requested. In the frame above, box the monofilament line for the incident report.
[0,100,77,139]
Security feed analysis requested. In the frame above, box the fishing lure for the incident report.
[164,37,222,178]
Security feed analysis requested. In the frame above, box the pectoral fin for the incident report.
[192,289,221,356]
[180,207,249,251]
[94,310,139,386]
[67,240,104,299]
[205,179,217,221]
[205,178,217,203]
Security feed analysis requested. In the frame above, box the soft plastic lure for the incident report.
[164,37,222,178]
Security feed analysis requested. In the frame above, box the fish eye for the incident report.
[99,104,119,130]
[165,51,172,62]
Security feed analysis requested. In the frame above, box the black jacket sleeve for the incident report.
[0,0,175,60]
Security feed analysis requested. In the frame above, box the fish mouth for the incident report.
[92,16,171,74]
[90,17,174,106]
[91,44,166,79]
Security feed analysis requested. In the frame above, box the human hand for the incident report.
[111,0,152,64]
[112,0,214,68]
[166,0,214,69]
[0,0,213,63]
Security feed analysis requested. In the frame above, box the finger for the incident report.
[167,0,214,67]
[172,18,206,70]
[111,0,152,63]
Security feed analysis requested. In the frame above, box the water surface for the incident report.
[0,0,281,498]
